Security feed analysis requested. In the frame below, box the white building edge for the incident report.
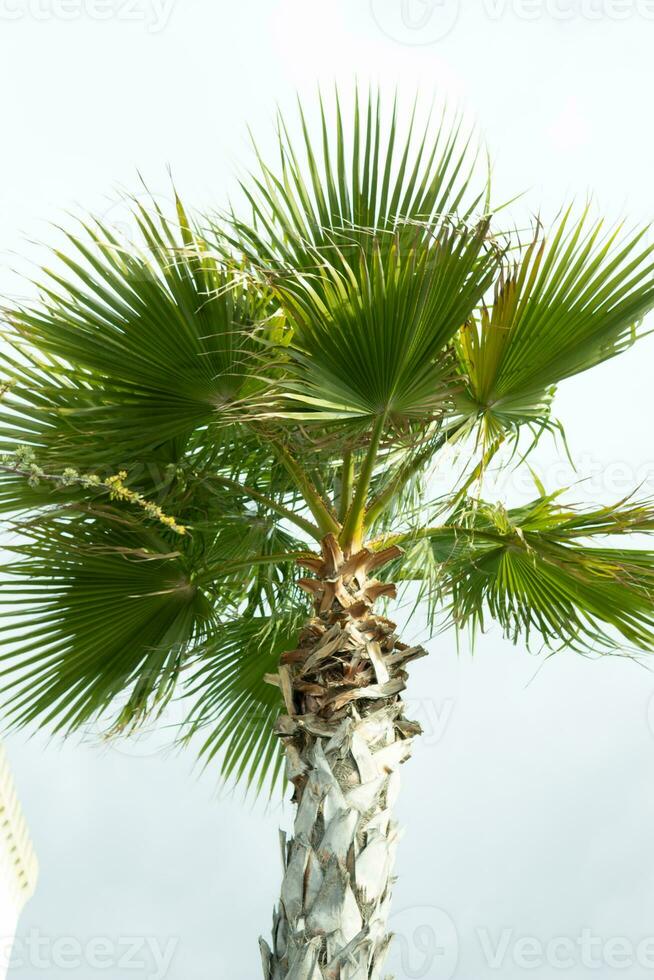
[0,744,37,980]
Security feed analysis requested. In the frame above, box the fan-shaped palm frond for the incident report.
[270,217,499,426]
[455,208,654,439]
[229,87,486,276]
[1,197,270,470]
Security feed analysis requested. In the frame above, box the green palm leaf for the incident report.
[456,208,654,437]
[181,608,306,797]
[401,493,654,651]
[1,197,269,468]
[269,217,499,424]
[0,475,308,737]
[230,87,486,275]
[0,510,214,733]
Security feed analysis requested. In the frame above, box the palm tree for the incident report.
[2,90,654,979]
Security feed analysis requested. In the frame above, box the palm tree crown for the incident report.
[2,89,654,798]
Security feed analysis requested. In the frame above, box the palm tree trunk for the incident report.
[260,535,426,980]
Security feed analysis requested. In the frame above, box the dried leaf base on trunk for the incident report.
[260,535,426,980]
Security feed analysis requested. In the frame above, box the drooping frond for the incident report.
[181,608,307,798]
[395,493,654,652]
[0,510,215,733]
[0,470,310,734]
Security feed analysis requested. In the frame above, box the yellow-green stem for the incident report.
[338,451,355,523]
[339,414,386,552]
[273,442,340,537]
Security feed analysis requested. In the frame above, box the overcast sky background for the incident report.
[3,1,654,977]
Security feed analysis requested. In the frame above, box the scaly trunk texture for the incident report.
[260,535,427,980]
